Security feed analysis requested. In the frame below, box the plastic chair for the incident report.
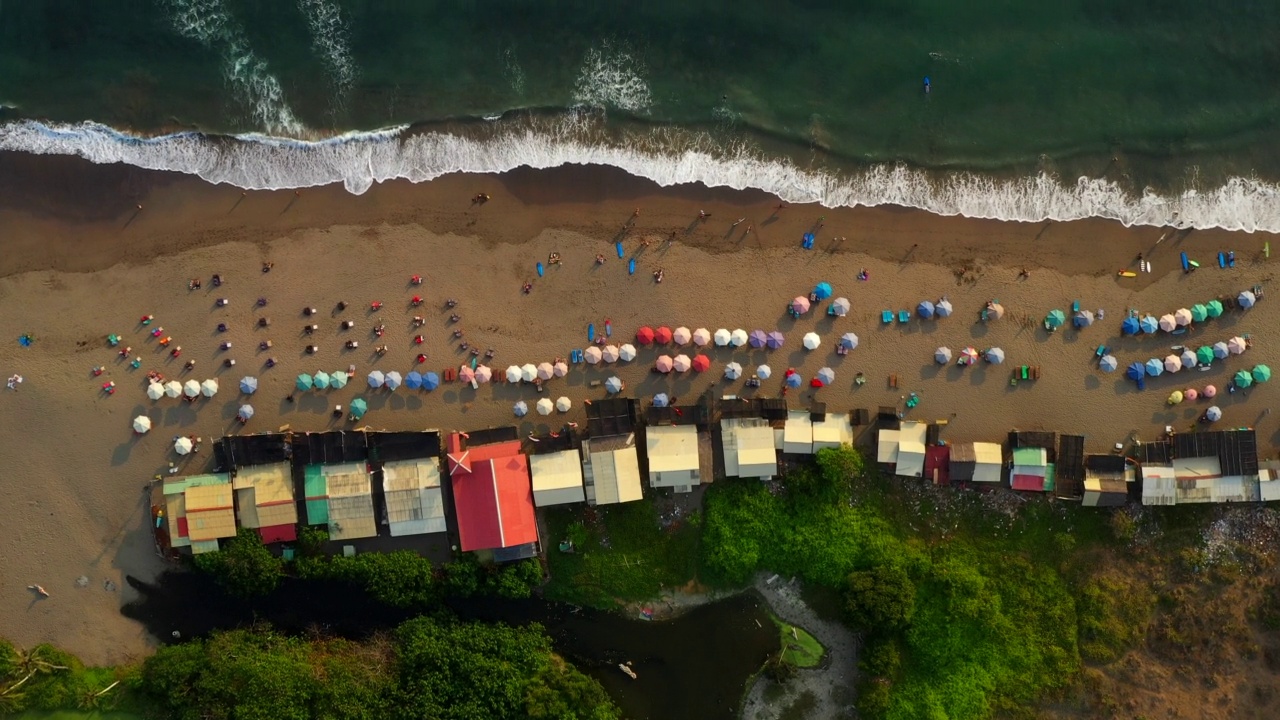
[881,310,893,324]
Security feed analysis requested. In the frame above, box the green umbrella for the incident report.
[1205,300,1224,318]
[296,373,313,391]
[1253,365,1272,383]
[330,371,348,389]
[1045,309,1066,329]
[1234,369,1254,388]
[313,371,331,389]
[1196,346,1215,366]
[350,397,368,420]
[1190,304,1208,322]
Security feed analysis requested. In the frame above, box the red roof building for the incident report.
[447,433,538,553]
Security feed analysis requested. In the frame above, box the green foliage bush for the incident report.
[1076,573,1156,664]
[192,527,283,598]
[845,564,916,632]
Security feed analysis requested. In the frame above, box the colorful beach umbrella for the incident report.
[147,383,165,400]
[406,371,423,389]
[840,333,859,350]
[1205,406,1222,422]
[673,327,692,345]
[1073,310,1094,328]
[1196,346,1216,366]
[1180,349,1198,369]
[1045,310,1066,329]
[1121,316,1141,335]
[1213,341,1230,359]
[714,328,731,346]
[802,332,821,350]
[474,366,492,383]
[791,297,811,314]
[1126,362,1145,381]
[556,396,572,412]
[313,371,331,390]
[655,355,674,373]
[724,362,743,380]
[1163,355,1182,373]
[618,346,636,363]
[1206,300,1224,318]
[673,354,692,372]
[604,376,623,394]
[935,299,953,318]
[1191,304,1208,322]
[917,300,935,319]
[1239,290,1257,308]
[296,373,313,391]
[813,282,833,300]
[367,370,384,388]
[238,404,254,421]
[331,371,348,389]
[350,398,368,419]
[1234,369,1254,388]
[1099,355,1118,372]
[1158,314,1177,332]
[692,355,711,372]
[520,363,538,382]
[422,372,440,390]
[1228,336,1247,355]
[816,367,835,385]
[1253,364,1272,383]
[584,346,603,364]
[1140,315,1159,334]
[537,362,555,380]
[756,365,771,380]
[693,328,712,346]
[384,371,402,390]
[174,437,193,455]
[133,415,151,434]
[935,347,952,364]
[1145,358,1163,377]
[239,376,258,394]
[785,372,803,388]
[730,329,748,347]
[164,380,183,398]
[636,326,655,345]
[748,330,768,348]
[1174,308,1193,327]
[766,331,785,349]
[200,379,219,397]
[830,298,851,317]
[653,393,669,408]
[987,303,1005,320]
[536,398,554,416]
[655,327,674,344]
[513,401,528,417]
[985,348,1005,364]
[959,347,979,365]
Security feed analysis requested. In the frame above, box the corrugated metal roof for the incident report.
[1012,447,1046,466]
[590,446,644,503]
[184,483,237,542]
[646,425,699,473]
[382,459,448,535]
[783,411,814,454]
[327,494,378,540]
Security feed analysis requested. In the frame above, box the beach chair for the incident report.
[1020,365,1030,381]
[898,310,910,323]
[888,374,898,389]
[1010,370,1018,386]
[1095,345,1107,358]
[881,310,893,324]
[1072,300,1080,313]
[1032,366,1041,380]
[443,368,457,382]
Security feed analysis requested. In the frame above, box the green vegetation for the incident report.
[543,497,701,607]
[1076,572,1156,664]
[191,528,283,598]
[0,640,135,716]
[771,617,823,669]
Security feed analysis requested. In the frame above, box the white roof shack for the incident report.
[875,421,927,477]
[971,442,1003,483]
[382,459,447,536]
[645,425,702,492]
[324,462,378,541]
[812,413,853,451]
[721,418,778,480]
[583,437,643,505]
[1260,464,1280,502]
[877,428,900,465]
[782,411,814,454]
[1141,464,1177,506]
[529,449,586,507]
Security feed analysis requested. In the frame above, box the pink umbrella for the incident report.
[537,362,555,380]
[692,328,711,346]
[458,366,475,382]
[553,361,569,377]
[1203,384,1217,398]
[1158,314,1177,332]
[673,354,692,372]
[673,327,692,345]
[584,346,603,364]
[791,296,811,314]
[1228,336,1247,355]
[474,365,493,383]
[655,355,674,373]
[1184,388,1198,401]
[602,345,620,363]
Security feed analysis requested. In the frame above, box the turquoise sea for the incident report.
[2,0,1280,229]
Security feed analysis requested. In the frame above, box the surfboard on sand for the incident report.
[587,324,595,343]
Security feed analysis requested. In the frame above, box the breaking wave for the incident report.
[3,117,1280,232]
[572,42,652,113]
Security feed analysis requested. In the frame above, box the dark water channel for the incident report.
[123,573,778,720]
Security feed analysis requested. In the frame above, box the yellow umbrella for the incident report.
[1167,390,1184,405]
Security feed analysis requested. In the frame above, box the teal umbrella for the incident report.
[1045,310,1066,329]
[1190,304,1208,322]
[1234,369,1254,388]
[1253,365,1272,383]
[1205,300,1224,318]
[296,373,313,391]
[313,371,331,389]
[1195,346,1214,366]
[350,397,368,420]
[330,371,348,389]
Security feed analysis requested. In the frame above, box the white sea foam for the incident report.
[572,42,652,113]
[162,0,304,135]
[502,48,527,96]
[297,0,357,94]
[4,118,1280,232]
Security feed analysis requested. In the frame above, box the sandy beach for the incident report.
[2,152,1279,663]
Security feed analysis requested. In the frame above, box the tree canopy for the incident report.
[192,527,283,598]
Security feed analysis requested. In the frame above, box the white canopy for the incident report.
[132,415,152,433]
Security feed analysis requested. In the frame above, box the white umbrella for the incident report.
[619,344,637,362]
[1206,406,1223,422]
[553,361,569,377]
[147,383,165,400]
[1164,354,1182,373]
[239,376,258,394]
[1174,308,1193,326]
[673,327,692,345]
[604,376,623,394]
[537,362,555,380]
[840,333,859,350]
[692,328,711,346]
[935,347,952,364]
[521,363,538,382]
[384,371,402,390]
[816,367,835,385]
[830,297,851,317]
[183,380,201,398]
[584,346,603,364]
[368,370,385,388]
[730,329,748,347]
[174,437,193,455]
[132,415,152,433]
[513,401,528,417]
[756,364,772,379]
[164,380,183,398]
[714,328,732,347]
[506,365,523,383]
[602,345,620,363]
[724,362,743,380]
[200,379,219,397]
[803,332,821,350]
[673,354,692,372]
[556,396,572,412]
[536,398,554,416]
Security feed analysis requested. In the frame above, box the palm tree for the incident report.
[76,680,120,711]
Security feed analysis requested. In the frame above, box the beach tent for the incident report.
[133,415,152,434]
[1191,304,1209,322]
[513,401,528,417]
[406,371,423,389]
[714,328,732,347]
[1254,365,1272,383]
[817,367,835,385]
[935,299,953,318]
[313,371,330,390]
[985,348,1005,364]
[1180,349,1198,369]
[1099,355,1118,372]
[655,355,674,373]
[653,393,670,408]
[673,327,692,345]
[537,362,555,380]
[175,436,194,455]
[584,346,603,364]
[1239,290,1257,308]
[384,371,402,390]
[813,282,833,300]
[1174,308,1193,327]
[1126,362,1145,381]
[785,372,803,388]
[748,330,768,348]
[673,354,692,372]
[602,345,621,363]
[1121,317,1140,335]
[1163,355,1182,373]
[636,326,655,345]
[917,300,935,319]
[935,347,952,364]
[474,366,492,383]
[767,331,785,349]
[556,396,572,412]
[803,332,821,350]
[164,380,183,398]
[1206,406,1223,422]
[238,404,254,421]
[617,346,636,363]
[1045,310,1066,329]
[1228,336,1247,355]
[725,362,743,380]
[201,379,219,397]
[730,329,748,347]
[655,327,674,344]
[1196,346,1215,366]
[830,298,851,317]
[1206,300,1224,318]
[693,328,712,346]
[1213,341,1230,359]
[756,365,772,379]
[1144,359,1163,377]
[296,373,313,391]
[147,383,165,400]
[422,372,440,390]
[1140,315,1159,334]
[1234,370,1253,388]
[792,297,811,314]
[692,355,711,372]
[350,398,368,420]
[331,371,348,389]
[520,363,538,382]
[1073,310,1094,328]
[239,376,258,394]
[604,377,624,394]
[1158,314,1177,332]
[536,398,554,416]
[367,370,385,388]
[840,333,859,350]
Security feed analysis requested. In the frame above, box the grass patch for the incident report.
[1076,570,1156,664]
[542,496,701,607]
[772,615,824,668]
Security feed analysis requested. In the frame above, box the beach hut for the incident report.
[724,362,743,380]
[385,371,402,390]
[1239,290,1257,308]
[785,372,803,388]
[513,401,528,417]
[655,327,674,344]
[602,345,620,363]
[537,362,555,380]
[756,365,772,379]
[693,328,712,346]
[1122,316,1140,335]
[935,299,953,318]
[802,332,821,350]
[422,372,440,390]
[1206,300,1224,318]
[1045,310,1066,330]
[1145,359,1163,377]
[554,360,570,376]
[935,347,952,364]
[636,326,655,345]
[1191,304,1209,323]
[164,380,183,398]
[1099,355,1118,372]
[331,371,348,389]
[147,383,165,400]
[1158,314,1177,332]
[748,330,768,348]
[1140,315,1159,334]
[1073,310,1094,328]
[767,331,785,349]
[1196,346,1215,366]
[1234,370,1254,388]
[474,366,492,383]
[673,327,692,345]
[350,398,368,420]
[1163,355,1182,373]
[1174,308,1193,327]
[830,298,851,317]
[655,355,674,373]
[239,376,258,395]
[917,300,935,319]
[1126,362,1144,381]
[1228,336,1248,355]
[840,333,859,350]
[618,346,636,363]
[1205,406,1223,422]
[604,377,624,394]
[1213,341,1230,359]
[200,379,219,397]
[673,354,692,372]
[584,346,603,364]
[813,282,833,300]
[313,371,331,390]
[1203,385,1217,398]
[714,328,732,346]
[1254,365,1272,383]
[238,404,254,422]
[296,373,313,391]
[692,355,711,372]
[1180,349,1198,369]
[817,367,835,385]
[406,371,423,389]
[730,329,748,347]
[959,347,979,365]
[175,437,194,455]
[520,363,538,382]
[985,348,1005,364]
[133,415,151,434]
[536,398,554,416]
[791,297,811,314]
[367,370,385,388]
[653,393,669,408]
[556,396,572,412]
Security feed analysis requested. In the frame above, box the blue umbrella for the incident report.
[1140,315,1159,334]
[1121,316,1140,335]
[1126,362,1145,381]
[296,373,313,391]
[1099,355,1118,372]
[785,372,803,388]
[816,367,835,384]
[813,282,833,300]
[1144,358,1164,377]
[422,372,440,390]
[406,371,423,389]
[917,300,935,319]
[935,299,953,317]
[239,376,258,394]
[653,393,669,408]
[748,330,768,348]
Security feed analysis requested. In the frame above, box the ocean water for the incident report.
[2,0,1280,230]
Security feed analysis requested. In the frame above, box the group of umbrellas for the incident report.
[916,299,954,319]
[1120,300,1229,336]
[295,371,355,391]
[146,378,219,400]
[1119,337,1253,380]
[513,396,573,417]
[936,346,1003,365]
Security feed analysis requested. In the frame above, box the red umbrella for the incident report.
[691,355,711,372]
[810,378,824,388]
[655,326,674,344]
[636,326,655,345]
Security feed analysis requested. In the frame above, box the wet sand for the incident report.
[1,152,1278,663]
